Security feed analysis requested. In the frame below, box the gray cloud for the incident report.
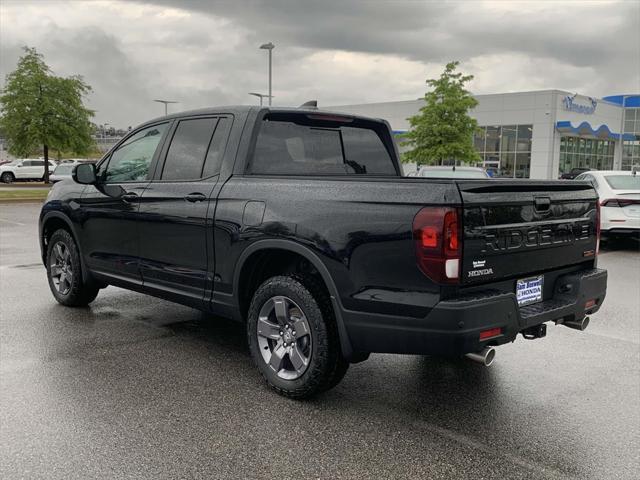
[1,0,638,128]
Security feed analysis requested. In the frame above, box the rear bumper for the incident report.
[342,268,607,357]
[602,209,640,233]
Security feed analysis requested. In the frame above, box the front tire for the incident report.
[247,275,347,398]
[46,229,99,307]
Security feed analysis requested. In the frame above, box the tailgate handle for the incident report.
[534,196,551,212]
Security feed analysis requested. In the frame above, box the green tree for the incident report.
[402,61,480,166]
[0,47,94,182]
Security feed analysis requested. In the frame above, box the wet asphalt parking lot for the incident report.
[1,203,639,480]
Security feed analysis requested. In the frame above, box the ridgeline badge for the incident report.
[563,95,597,115]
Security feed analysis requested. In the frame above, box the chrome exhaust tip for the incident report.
[563,316,590,331]
[465,347,496,366]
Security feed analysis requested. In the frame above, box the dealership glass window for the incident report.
[473,127,486,151]
[559,137,614,174]
[622,108,640,170]
[500,151,515,177]
[472,124,533,178]
[485,126,501,152]
[515,152,531,178]
[501,125,517,152]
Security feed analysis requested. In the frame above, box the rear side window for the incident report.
[162,118,217,181]
[202,117,232,178]
[250,114,396,175]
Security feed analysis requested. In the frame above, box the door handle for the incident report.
[184,192,207,203]
[121,191,139,202]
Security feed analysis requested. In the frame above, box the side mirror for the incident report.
[73,163,97,185]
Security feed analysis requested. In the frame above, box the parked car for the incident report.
[39,106,607,398]
[417,166,490,179]
[0,159,56,183]
[50,162,80,183]
[575,170,640,237]
[561,167,591,180]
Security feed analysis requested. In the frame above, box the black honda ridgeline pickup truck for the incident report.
[40,106,607,398]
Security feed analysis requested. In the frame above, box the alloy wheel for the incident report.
[50,241,73,295]
[257,295,312,380]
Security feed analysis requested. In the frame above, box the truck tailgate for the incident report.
[457,180,598,285]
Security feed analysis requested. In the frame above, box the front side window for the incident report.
[250,114,396,176]
[102,123,168,183]
[161,118,218,181]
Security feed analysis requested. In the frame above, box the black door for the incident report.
[138,116,232,307]
[78,122,170,285]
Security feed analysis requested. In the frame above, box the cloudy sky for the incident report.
[1,0,638,127]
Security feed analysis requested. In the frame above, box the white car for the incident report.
[49,162,80,183]
[575,170,640,237]
[417,166,490,179]
[0,159,56,183]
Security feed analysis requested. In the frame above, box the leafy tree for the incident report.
[402,61,480,166]
[0,47,94,182]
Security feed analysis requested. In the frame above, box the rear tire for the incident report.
[1,172,14,184]
[46,229,99,307]
[247,275,348,398]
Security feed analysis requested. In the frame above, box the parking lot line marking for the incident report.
[0,217,25,226]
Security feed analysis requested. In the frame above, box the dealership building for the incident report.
[331,91,640,179]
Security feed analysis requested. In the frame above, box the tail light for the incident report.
[595,201,601,255]
[600,198,640,207]
[413,207,461,284]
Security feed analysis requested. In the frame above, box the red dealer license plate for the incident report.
[516,275,544,306]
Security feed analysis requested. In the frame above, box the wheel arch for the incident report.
[40,211,90,283]
[233,239,354,359]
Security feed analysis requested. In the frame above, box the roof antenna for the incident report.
[299,100,318,110]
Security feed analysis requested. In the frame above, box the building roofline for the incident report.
[330,89,638,110]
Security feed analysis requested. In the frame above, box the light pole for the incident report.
[259,42,274,106]
[153,99,178,116]
[248,92,274,106]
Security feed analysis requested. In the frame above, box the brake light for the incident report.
[413,207,461,284]
[601,198,640,207]
[600,199,617,207]
[305,114,353,123]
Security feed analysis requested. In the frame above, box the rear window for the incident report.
[249,114,397,176]
[604,175,640,190]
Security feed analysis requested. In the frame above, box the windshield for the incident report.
[604,175,640,190]
[419,169,487,179]
[53,164,75,175]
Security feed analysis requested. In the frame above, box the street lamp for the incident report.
[259,42,275,106]
[248,92,274,106]
[153,99,178,116]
